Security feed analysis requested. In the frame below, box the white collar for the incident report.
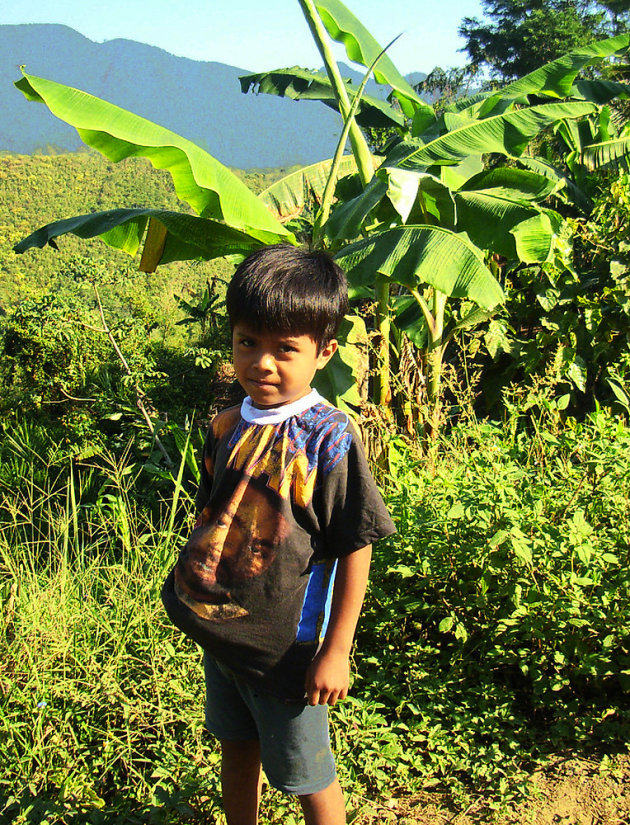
[241,389,325,425]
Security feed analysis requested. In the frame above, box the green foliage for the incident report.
[1,405,629,820]
[352,403,630,798]
[466,171,630,413]
[0,293,108,408]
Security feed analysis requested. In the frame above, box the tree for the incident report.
[459,0,610,81]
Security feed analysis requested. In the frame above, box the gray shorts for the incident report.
[203,653,336,795]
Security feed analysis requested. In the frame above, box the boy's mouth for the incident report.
[249,378,278,388]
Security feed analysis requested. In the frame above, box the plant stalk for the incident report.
[296,0,374,187]
[375,276,392,412]
[313,39,395,246]
[93,283,174,469]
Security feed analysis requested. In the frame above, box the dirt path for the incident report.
[350,756,630,825]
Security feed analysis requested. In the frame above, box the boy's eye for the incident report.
[279,344,296,353]
[239,338,254,347]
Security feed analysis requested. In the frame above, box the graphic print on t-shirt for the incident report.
[174,402,353,629]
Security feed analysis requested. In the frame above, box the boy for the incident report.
[162,244,395,825]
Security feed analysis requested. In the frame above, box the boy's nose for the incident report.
[254,352,275,372]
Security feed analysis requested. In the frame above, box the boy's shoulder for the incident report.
[209,404,242,440]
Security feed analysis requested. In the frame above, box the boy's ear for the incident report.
[316,339,338,369]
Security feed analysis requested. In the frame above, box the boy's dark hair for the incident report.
[226,244,348,350]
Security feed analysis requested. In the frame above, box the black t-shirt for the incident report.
[162,389,395,701]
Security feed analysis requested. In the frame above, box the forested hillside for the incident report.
[0,151,279,321]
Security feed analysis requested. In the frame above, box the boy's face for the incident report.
[232,323,337,409]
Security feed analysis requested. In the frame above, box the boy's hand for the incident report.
[304,649,350,706]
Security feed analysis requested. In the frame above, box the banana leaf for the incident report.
[312,314,367,409]
[459,168,560,201]
[455,191,552,260]
[324,176,388,241]
[335,225,504,309]
[510,212,556,264]
[13,209,264,271]
[386,101,597,169]
[313,0,432,121]
[377,167,456,225]
[15,72,292,244]
[259,155,377,223]
[480,33,630,113]
[581,137,630,170]
[517,156,592,213]
[240,67,404,128]
[571,79,630,105]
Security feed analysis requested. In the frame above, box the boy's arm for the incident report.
[304,544,372,706]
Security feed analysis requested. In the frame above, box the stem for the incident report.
[313,38,396,246]
[92,282,174,469]
[375,276,392,411]
[409,286,437,339]
[428,289,447,405]
[296,0,374,187]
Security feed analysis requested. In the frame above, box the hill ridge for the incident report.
[1,23,425,169]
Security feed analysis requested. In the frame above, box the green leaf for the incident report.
[15,72,291,243]
[484,320,512,359]
[447,306,497,341]
[314,0,432,120]
[482,33,630,108]
[325,176,388,241]
[518,156,591,213]
[580,137,630,171]
[335,225,504,309]
[571,79,630,106]
[566,355,588,392]
[511,212,555,264]
[455,191,544,259]
[386,101,597,169]
[13,209,264,269]
[439,616,455,633]
[393,294,428,348]
[313,314,367,409]
[460,168,560,201]
[240,66,405,128]
[440,155,484,190]
[378,167,456,225]
[259,155,366,222]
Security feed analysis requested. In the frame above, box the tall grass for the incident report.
[0,431,221,824]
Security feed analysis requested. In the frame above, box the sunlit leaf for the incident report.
[14,208,264,271]
[481,33,630,110]
[510,212,555,264]
[313,314,367,409]
[336,225,504,308]
[240,67,404,128]
[259,155,371,222]
[314,0,432,120]
[15,72,292,244]
[386,101,597,169]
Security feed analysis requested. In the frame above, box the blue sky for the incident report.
[2,0,484,75]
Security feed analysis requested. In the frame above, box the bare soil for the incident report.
[350,756,630,825]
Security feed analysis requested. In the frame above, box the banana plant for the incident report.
[12,1,630,439]
[246,4,630,430]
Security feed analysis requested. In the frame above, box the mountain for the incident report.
[1,24,426,169]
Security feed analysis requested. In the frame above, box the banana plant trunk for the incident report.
[375,276,393,413]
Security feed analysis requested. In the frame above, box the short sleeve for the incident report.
[315,422,396,557]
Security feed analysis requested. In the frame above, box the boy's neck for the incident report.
[241,389,325,424]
